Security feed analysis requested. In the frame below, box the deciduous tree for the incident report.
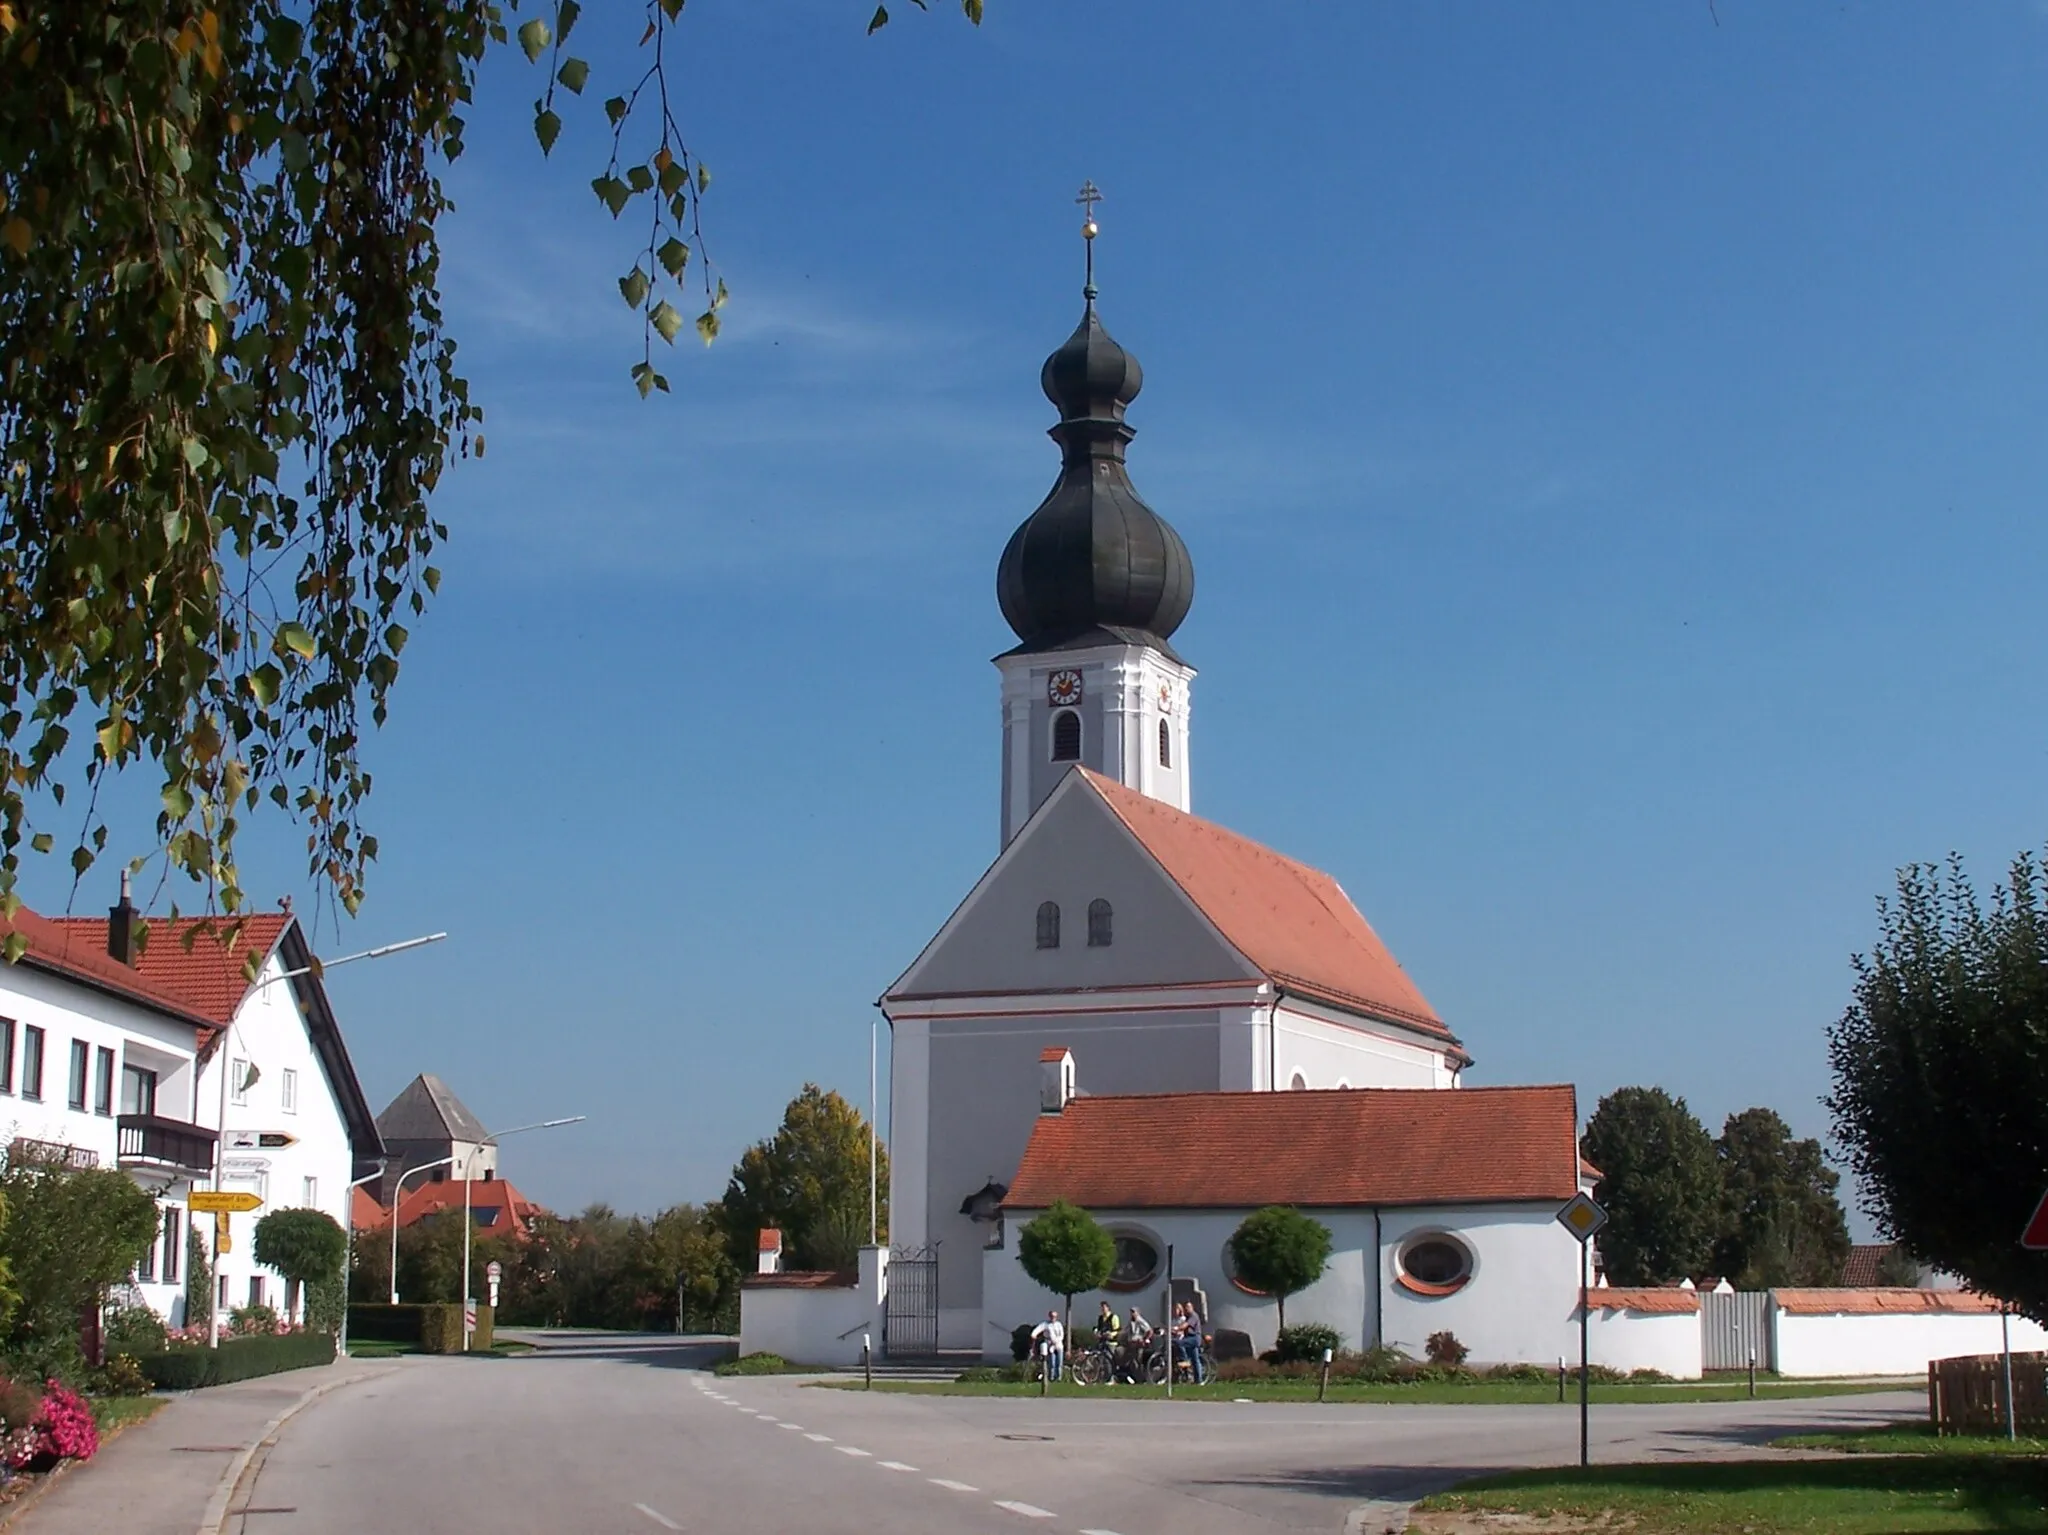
[1711,1108,1850,1288]
[1827,851,2048,1321]
[0,1159,155,1378]
[1227,1206,1332,1332]
[719,1086,885,1274]
[1015,1200,1114,1342]
[1581,1086,1721,1285]
[252,1206,347,1319]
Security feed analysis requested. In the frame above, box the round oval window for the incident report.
[1221,1238,1269,1296]
[1105,1231,1161,1291]
[1398,1236,1472,1292]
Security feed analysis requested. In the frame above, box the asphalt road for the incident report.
[226,1335,1920,1535]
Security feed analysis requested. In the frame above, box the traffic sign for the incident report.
[2023,1189,2048,1251]
[225,1131,298,1151]
[190,1190,263,1214]
[1556,1192,1608,1243]
[215,1209,233,1254]
[485,1261,503,1282]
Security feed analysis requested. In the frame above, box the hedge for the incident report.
[345,1302,493,1353]
[138,1330,336,1390]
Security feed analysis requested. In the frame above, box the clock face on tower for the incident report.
[1047,669,1083,707]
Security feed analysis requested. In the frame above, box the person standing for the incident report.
[1031,1310,1066,1382]
[1174,1302,1206,1385]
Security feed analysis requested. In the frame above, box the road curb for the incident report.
[195,1368,384,1535]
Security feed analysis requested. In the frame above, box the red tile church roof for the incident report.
[1005,1085,1579,1211]
[1077,771,1451,1040]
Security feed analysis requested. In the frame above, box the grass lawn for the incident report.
[1413,1458,2048,1533]
[343,1339,535,1360]
[1776,1422,2048,1456]
[88,1396,168,1434]
[814,1376,1913,1405]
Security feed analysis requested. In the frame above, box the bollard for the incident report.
[863,1333,873,1391]
[1747,1350,1756,1400]
[1040,1343,1049,1397]
[1319,1347,1333,1403]
[1557,1356,1566,1404]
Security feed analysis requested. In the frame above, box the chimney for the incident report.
[757,1228,783,1275]
[1039,1046,1076,1115]
[107,871,137,967]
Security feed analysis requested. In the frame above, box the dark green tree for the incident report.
[0,1160,155,1378]
[720,1086,886,1273]
[186,1223,213,1328]
[252,1206,347,1320]
[1227,1206,1332,1332]
[1015,1201,1115,1342]
[1711,1108,1851,1288]
[1581,1086,1722,1285]
[1827,851,2048,1321]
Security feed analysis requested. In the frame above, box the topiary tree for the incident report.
[1015,1201,1115,1344]
[253,1208,347,1324]
[1228,1206,1332,1333]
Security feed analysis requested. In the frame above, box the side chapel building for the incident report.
[880,222,1591,1361]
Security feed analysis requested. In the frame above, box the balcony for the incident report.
[116,1114,218,1181]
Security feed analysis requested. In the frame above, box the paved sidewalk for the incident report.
[17,1358,397,1535]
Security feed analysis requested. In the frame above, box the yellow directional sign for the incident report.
[190,1190,263,1214]
[215,1210,233,1254]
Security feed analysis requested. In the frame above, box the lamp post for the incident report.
[461,1116,584,1351]
[388,1155,455,1304]
[338,1168,383,1357]
[206,929,448,1348]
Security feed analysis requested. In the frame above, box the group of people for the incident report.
[1028,1300,1207,1384]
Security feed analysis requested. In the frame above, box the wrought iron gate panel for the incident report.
[884,1247,938,1359]
[1700,1290,1772,1371]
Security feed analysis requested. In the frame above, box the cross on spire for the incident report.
[1075,180,1102,302]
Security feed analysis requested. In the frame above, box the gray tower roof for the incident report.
[376,1073,493,1144]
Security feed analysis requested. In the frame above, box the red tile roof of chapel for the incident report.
[47,912,293,1039]
[1076,771,1450,1038]
[1586,1287,1701,1315]
[1773,1288,2001,1316]
[1005,1084,1580,1210]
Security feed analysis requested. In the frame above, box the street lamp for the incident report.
[461,1116,584,1351]
[338,1168,383,1357]
[207,928,448,1347]
[387,1155,455,1304]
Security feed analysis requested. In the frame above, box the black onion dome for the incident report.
[997,301,1194,655]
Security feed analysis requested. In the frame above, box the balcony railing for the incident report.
[116,1114,217,1177]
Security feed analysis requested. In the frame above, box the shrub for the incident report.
[417,1304,465,1354]
[229,1303,280,1337]
[306,1274,347,1334]
[0,1162,157,1380]
[344,1303,424,1345]
[1482,1362,1551,1383]
[713,1352,795,1377]
[103,1306,168,1357]
[956,1364,1030,1383]
[136,1331,335,1390]
[1010,1322,1036,1363]
[1272,1323,1342,1364]
[0,1375,42,1463]
[1212,1358,1273,1382]
[1425,1330,1469,1366]
[28,1383,96,1464]
[1628,1366,1672,1382]
[97,1354,152,1397]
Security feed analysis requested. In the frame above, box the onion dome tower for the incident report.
[995,185,1198,846]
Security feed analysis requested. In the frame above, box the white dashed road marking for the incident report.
[994,1501,1057,1519]
[834,1446,872,1457]
[1080,1529,1125,1534]
[634,1504,683,1530]
[778,1423,803,1431]
[878,1461,918,1472]
[804,1433,833,1443]
[929,1479,979,1493]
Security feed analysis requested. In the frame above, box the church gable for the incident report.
[886,770,1256,1002]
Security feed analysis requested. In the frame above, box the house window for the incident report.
[1035,901,1061,950]
[0,1018,14,1094]
[94,1047,115,1117]
[162,1208,182,1283]
[1104,1227,1163,1292]
[1222,1237,1271,1296]
[138,1225,157,1283]
[1395,1232,1475,1296]
[302,1177,318,1207]
[67,1039,88,1111]
[1051,709,1081,762]
[121,1065,158,1117]
[282,1068,298,1114]
[247,1275,265,1309]
[22,1026,43,1101]
[1158,719,1172,768]
[1087,898,1113,947]
[231,1057,251,1107]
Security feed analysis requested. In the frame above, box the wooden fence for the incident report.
[1928,1351,2048,1435]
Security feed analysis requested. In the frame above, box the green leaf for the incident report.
[963,0,983,21]
[182,438,208,470]
[658,159,689,198]
[534,108,562,155]
[70,845,94,878]
[249,662,282,706]
[276,623,318,660]
[696,163,712,193]
[650,301,683,345]
[605,95,629,125]
[384,624,409,655]
[631,362,656,399]
[868,5,889,32]
[658,0,684,18]
[163,783,194,819]
[619,267,650,309]
[423,566,443,595]
[591,176,631,217]
[696,310,721,345]
[558,0,583,40]
[626,164,654,194]
[28,834,50,855]
[714,277,729,310]
[557,56,589,93]
[518,18,551,62]
[3,933,25,966]
[656,237,691,279]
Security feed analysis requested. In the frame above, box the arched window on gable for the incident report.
[1087,898,1113,948]
[1158,719,1172,769]
[1035,901,1061,950]
[1052,710,1081,762]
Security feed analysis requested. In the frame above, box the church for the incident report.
[872,209,1596,1364]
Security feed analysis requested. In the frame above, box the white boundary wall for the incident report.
[1586,1306,1703,1379]
[738,1248,886,1367]
[1774,1306,2048,1377]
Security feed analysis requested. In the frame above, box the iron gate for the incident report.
[1701,1290,1772,1371]
[884,1247,938,1359]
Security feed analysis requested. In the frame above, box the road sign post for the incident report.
[1555,1192,1608,1470]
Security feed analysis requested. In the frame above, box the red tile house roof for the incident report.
[48,912,292,1041]
[1077,771,1450,1038]
[392,1179,548,1239]
[1005,1085,1580,1211]
[0,906,218,1030]
[351,1186,390,1230]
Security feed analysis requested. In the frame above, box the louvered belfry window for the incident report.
[1052,710,1081,761]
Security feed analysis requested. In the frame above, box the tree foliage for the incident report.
[253,1205,346,1316]
[0,2,980,925]
[1015,1200,1114,1339]
[1582,1086,1721,1285]
[1228,1206,1332,1332]
[721,1085,885,1274]
[1827,851,2048,1321]
[0,1159,156,1378]
[1711,1108,1850,1288]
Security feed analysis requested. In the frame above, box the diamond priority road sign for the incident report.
[2022,1189,2048,1251]
[1556,1192,1607,1243]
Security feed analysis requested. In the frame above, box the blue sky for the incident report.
[30,3,2048,1227]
